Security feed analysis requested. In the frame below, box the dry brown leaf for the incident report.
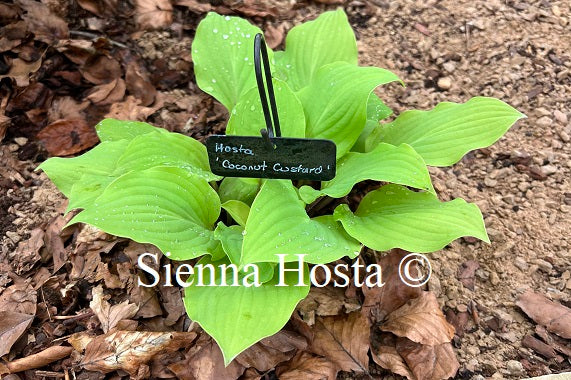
[37,119,99,156]
[90,285,139,332]
[371,332,414,380]
[44,214,70,273]
[230,0,278,18]
[298,286,360,325]
[310,311,369,374]
[0,311,34,357]
[517,290,571,339]
[95,262,123,289]
[77,0,119,16]
[236,329,307,371]
[362,249,422,324]
[80,55,122,85]
[105,94,164,121]
[276,351,337,380]
[167,335,245,380]
[396,337,459,380]
[158,283,185,326]
[174,0,212,13]
[457,260,479,291]
[79,330,196,375]
[55,39,96,65]
[0,345,73,374]
[0,282,37,315]
[381,291,455,346]
[8,228,44,274]
[86,78,126,106]
[314,0,345,3]
[0,3,19,22]
[264,23,285,49]
[126,64,157,106]
[135,0,173,30]
[130,284,163,319]
[16,0,69,43]
[0,57,42,87]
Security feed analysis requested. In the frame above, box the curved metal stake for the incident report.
[253,33,281,150]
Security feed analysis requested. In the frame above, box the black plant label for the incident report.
[206,135,336,181]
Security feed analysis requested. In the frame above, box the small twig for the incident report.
[40,287,52,322]
[3,346,73,374]
[69,30,129,49]
[53,311,94,321]
[465,21,470,50]
[35,370,65,378]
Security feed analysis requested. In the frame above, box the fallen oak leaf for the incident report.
[125,64,156,107]
[0,282,37,316]
[105,94,165,121]
[396,337,459,380]
[371,332,414,380]
[134,0,173,30]
[235,329,308,371]
[167,334,245,380]
[517,290,571,339]
[309,311,370,374]
[276,351,337,380]
[0,311,34,357]
[297,285,361,325]
[79,330,197,375]
[381,291,455,346]
[16,0,69,43]
[80,54,122,85]
[86,78,126,106]
[37,119,99,156]
[0,345,73,375]
[362,249,422,324]
[8,228,44,275]
[174,0,212,13]
[90,285,139,333]
[0,57,42,87]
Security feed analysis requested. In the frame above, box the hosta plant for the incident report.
[39,9,524,364]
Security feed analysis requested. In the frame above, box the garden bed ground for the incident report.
[0,0,569,379]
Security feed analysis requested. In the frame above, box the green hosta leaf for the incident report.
[366,97,525,166]
[352,94,394,152]
[299,143,434,204]
[298,62,402,158]
[274,9,357,91]
[241,180,361,265]
[38,139,128,197]
[193,12,267,110]
[116,129,216,181]
[226,78,305,138]
[367,94,393,122]
[95,118,157,142]
[213,224,274,281]
[183,256,309,364]
[334,184,489,253]
[45,127,218,212]
[221,200,250,227]
[213,223,244,265]
[70,166,221,260]
[218,177,261,205]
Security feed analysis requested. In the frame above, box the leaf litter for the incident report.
[1,0,570,378]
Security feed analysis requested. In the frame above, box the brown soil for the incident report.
[1,0,569,379]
